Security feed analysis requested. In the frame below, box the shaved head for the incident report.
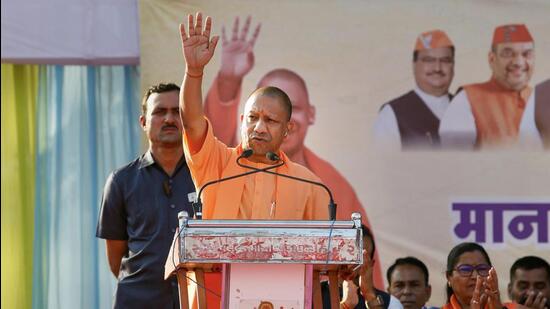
[246,86,292,121]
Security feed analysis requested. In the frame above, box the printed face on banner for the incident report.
[413,47,454,96]
[140,90,183,147]
[489,42,535,91]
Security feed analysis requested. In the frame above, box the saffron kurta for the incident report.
[183,118,329,220]
[440,79,542,150]
[204,76,365,220]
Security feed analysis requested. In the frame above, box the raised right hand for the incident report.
[179,12,219,75]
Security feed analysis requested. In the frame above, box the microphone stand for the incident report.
[237,152,337,220]
[192,152,284,219]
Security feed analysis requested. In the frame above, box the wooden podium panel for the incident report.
[165,214,363,309]
[227,263,304,308]
[180,220,361,266]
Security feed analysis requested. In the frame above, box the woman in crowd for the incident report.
[443,242,515,309]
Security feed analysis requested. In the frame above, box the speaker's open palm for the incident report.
[180,12,219,73]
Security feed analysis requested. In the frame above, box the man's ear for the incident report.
[507,282,513,300]
[488,50,496,71]
[308,104,316,125]
[285,122,295,137]
[426,284,432,301]
[240,113,244,123]
[139,115,146,130]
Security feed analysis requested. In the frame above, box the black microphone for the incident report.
[237,151,337,220]
[192,149,284,219]
[266,151,280,161]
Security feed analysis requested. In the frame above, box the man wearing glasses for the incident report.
[373,29,455,150]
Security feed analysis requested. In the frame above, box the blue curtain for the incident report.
[32,65,142,309]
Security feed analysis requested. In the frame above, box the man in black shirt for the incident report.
[96,83,195,308]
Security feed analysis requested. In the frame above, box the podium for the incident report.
[165,213,363,309]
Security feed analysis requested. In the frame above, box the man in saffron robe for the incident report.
[202,16,384,287]
[173,12,329,307]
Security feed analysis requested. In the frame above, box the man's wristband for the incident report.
[340,302,351,309]
[186,71,203,78]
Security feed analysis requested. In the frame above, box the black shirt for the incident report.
[96,151,195,309]
[382,90,453,149]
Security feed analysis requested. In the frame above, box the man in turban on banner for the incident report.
[373,29,455,150]
[439,24,544,150]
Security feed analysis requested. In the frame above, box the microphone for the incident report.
[266,151,280,161]
[237,151,337,220]
[241,148,254,159]
[192,149,284,219]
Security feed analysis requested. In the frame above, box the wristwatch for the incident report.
[365,295,384,309]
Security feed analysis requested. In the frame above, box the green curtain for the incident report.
[1,64,39,309]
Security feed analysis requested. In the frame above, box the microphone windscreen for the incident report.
[241,149,254,158]
[266,152,280,161]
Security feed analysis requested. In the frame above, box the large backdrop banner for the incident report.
[140,0,550,305]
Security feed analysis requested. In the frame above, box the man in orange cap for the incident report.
[373,29,455,150]
[439,24,543,150]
